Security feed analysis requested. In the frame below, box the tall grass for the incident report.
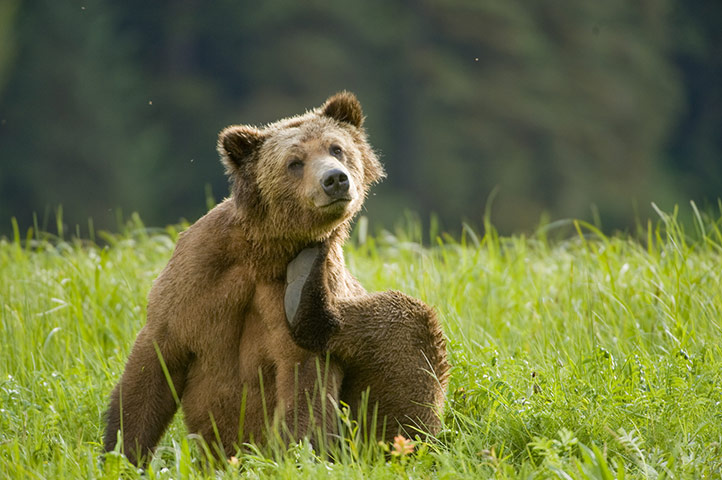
[1,204,722,478]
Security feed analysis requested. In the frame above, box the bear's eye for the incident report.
[330,145,343,158]
[288,158,304,174]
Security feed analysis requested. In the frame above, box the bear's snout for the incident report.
[307,157,356,209]
[321,169,350,200]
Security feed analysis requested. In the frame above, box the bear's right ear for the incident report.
[217,125,266,172]
[321,91,364,128]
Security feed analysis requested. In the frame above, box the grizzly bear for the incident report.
[103,92,448,465]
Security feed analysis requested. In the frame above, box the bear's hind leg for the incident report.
[284,243,340,352]
[284,243,449,442]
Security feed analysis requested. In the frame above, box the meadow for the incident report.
[1,205,721,479]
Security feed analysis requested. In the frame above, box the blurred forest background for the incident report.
[0,0,720,236]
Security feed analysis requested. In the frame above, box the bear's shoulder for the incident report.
[160,198,247,283]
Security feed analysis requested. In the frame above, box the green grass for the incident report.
[2,205,722,479]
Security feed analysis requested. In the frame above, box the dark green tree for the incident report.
[1,0,715,236]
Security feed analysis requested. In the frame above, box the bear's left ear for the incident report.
[217,125,266,172]
[321,91,364,128]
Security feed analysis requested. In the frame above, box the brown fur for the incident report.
[287,242,449,441]
[103,92,443,465]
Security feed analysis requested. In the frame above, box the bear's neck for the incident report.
[241,223,350,281]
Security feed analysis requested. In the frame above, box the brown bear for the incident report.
[103,92,448,466]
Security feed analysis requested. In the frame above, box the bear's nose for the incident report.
[321,169,350,199]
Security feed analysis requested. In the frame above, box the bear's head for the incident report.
[217,92,385,244]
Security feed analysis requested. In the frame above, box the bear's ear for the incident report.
[321,91,364,128]
[217,125,265,171]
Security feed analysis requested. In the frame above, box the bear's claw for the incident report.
[284,246,320,326]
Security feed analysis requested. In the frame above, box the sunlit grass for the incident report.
[2,204,722,478]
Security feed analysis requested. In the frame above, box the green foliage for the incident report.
[2,206,722,478]
[1,1,719,235]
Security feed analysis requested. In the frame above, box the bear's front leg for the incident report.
[104,326,189,466]
[274,353,343,448]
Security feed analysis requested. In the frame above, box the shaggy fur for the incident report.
[103,92,445,465]
[285,242,449,441]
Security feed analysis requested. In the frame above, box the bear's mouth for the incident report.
[318,197,352,209]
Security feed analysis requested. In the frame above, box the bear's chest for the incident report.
[238,282,309,376]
